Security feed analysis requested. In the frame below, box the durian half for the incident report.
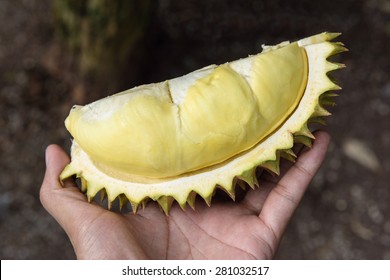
[60,32,346,214]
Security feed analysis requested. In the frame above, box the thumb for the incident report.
[40,145,95,237]
[40,144,83,205]
[42,144,74,189]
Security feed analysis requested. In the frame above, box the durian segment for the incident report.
[60,32,346,214]
[64,43,307,178]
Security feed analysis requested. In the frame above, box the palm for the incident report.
[59,188,277,259]
[78,197,275,259]
[41,131,330,260]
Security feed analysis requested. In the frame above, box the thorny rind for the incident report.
[60,32,347,215]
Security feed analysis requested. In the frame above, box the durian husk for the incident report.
[60,32,346,214]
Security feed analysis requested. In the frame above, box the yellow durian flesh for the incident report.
[65,43,306,178]
[60,32,346,213]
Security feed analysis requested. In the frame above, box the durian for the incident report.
[60,32,346,214]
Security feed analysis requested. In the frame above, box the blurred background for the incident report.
[1,0,389,259]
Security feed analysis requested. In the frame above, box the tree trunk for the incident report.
[52,0,156,101]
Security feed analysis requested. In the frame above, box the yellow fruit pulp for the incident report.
[65,43,307,179]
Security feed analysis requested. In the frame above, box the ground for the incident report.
[1,0,389,259]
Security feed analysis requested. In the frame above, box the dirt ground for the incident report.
[1,0,389,259]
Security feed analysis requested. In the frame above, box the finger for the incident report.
[243,143,307,211]
[240,175,274,214]
[41,144,77,190]
[241,138,313,213]
[258,131,330,240]
[40,145,95,233]
[40,144,85,212]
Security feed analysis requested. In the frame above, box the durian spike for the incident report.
[330,42,349,55]
[218,184,236,201]
[320,99,336,107]
[118,194,128,211]
[138,198,150,214]
[200,193,213,207]
[186,191,197,210]
[238,167,258,189]
[322,92,339,98]
[294,135,313,148]
[308,116,327,125]
[296,123,315,139]
[327,32,342,40]
[320,92,339,106]
[177,199,187,211]
[326,82,342,91]
[100,189,107,202]
[130,201,139,214]
[80,177,87,193]
[312,103,331,117]
[280,149,297,162]
[60,164,78,183]
[329,62,346,70]
[260,154,281,175]
[237,180,248,190]
[157,196,174,215]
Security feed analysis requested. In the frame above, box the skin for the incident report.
[40,131,330,260]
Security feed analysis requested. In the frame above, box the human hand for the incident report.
[40,131,330,259]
